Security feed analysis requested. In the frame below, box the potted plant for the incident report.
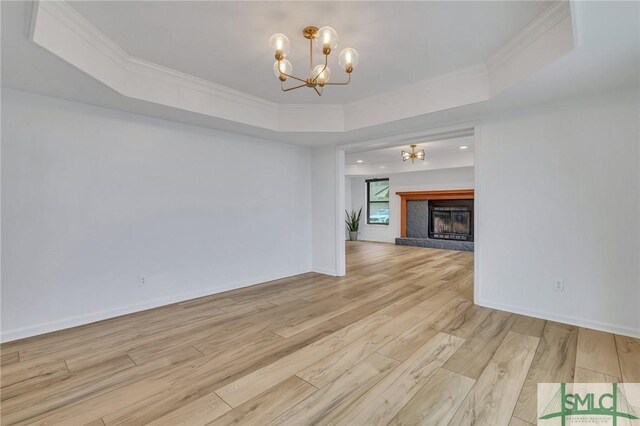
[345,207,362,241]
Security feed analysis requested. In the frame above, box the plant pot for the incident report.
[349,231,358,241]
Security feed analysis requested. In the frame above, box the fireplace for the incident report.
[429,200,473,241]
[395,189,474,251]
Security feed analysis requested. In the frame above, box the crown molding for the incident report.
[32,0,286,130]
[38,0,278,111]
[487,1,571,72]
[343,64,490,131]
[29,0,575,134]
[487,1,574,96]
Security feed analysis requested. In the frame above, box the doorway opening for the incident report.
[336,126,479,303]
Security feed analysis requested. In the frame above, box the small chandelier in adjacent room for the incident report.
[269,26,358,96]
[401,145,426,163]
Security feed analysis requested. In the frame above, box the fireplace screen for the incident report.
[429,205,473,241]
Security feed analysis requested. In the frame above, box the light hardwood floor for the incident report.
[1,242,638,425]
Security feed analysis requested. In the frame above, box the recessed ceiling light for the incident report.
[460,146,468,150]
[356,160,364,163]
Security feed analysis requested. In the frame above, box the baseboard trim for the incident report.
[1,268,311,343]
[312,267,338,276]
[477,298,640,338]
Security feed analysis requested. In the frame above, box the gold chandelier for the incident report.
[402,145,426,163]
[269,26,358,96]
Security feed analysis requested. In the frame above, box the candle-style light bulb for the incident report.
[311,64,331,86]
[269,33,291,60]
[338,48,359,73]
[315,26,338,55]
[273,59,293,81]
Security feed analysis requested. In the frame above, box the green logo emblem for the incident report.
[540,383,639,426]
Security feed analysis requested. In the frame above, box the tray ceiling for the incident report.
[5,0,636,143]
[25,1,574,132]
[68,1,553,104]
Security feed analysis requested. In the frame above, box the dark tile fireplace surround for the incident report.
[395,190,474,252]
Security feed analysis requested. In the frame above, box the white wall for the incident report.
[477,89,640,337]
[349,167,475,243]
[310,146,345,275]
[1,89,312,341]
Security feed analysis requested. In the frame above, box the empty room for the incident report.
[1,1,639,425]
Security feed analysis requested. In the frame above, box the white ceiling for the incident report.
[67,1,552,104]
[344,135,475,175]
[345,136,474,165]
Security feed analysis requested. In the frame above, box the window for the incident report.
[366,178,390,225]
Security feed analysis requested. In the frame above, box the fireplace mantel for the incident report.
[396,189,474,238]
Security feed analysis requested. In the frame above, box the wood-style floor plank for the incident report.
[146,392,231,426]
[437,303,491,339]
[574,366,620,383]
[1,351,20,366]
[296,288,460,387]
[512,321,578,424]
[376,297,470,362]
[3,347,203,425]
[93,322,342,425]
[209,376,316,426]
[214,310,394,407]
[614,335,640,383]
[510,416,535,426]
[511,314,547,338]
[442,309,516,379]
[271,352,399,426]
[330,284,421,327]
[388,367,474,426]
[449,331,540,426]
[576,327,622,378]
[331,332,464,425]
[272,278,416,338]
[1,360,69,400]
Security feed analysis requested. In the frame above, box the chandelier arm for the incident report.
[313,85,322,96]
[280,72,307,84]
[277,60,307,83]
[313,54,329,81]
[323,73,351,86]
[281,81,307,92]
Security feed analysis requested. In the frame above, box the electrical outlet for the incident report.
[554,279,564,292]
[139,276,147,286]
